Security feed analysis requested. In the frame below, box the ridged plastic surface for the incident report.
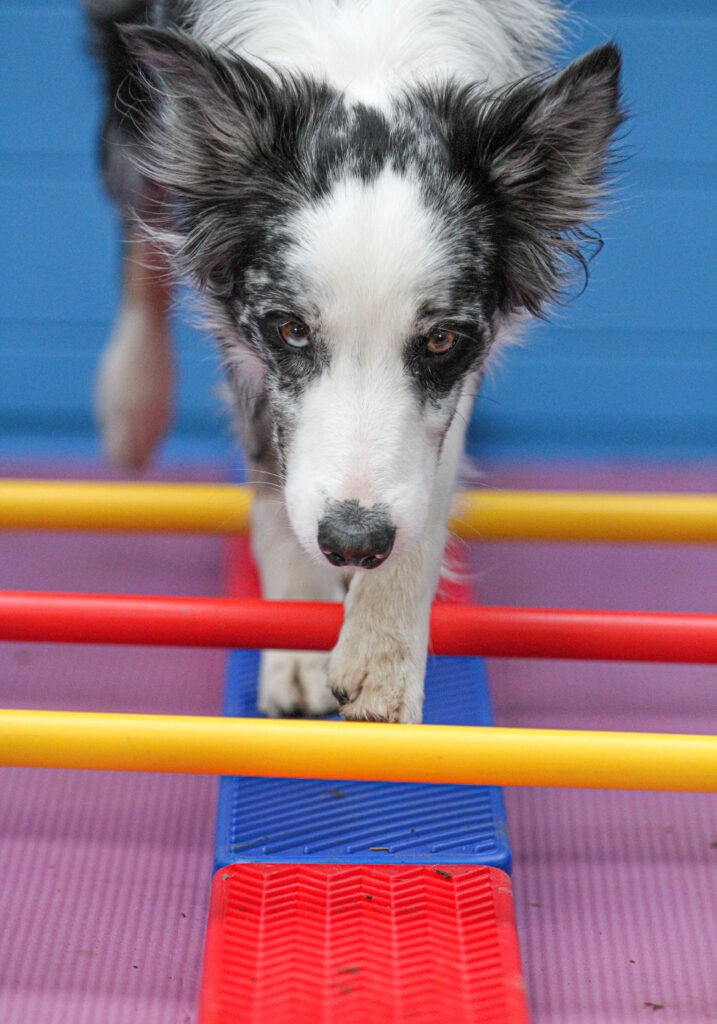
[215,649,510,869]
[199,863,529,1024]
[215,537,510,870]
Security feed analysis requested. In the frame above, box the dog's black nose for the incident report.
[318,501,396,569]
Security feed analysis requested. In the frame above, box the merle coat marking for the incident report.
[86,0,623,721]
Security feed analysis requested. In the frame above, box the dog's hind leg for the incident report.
[251,487,346,717]
[95,226,174,469]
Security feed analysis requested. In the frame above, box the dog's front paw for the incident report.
[328,638,424,724]
[258,650,338,718]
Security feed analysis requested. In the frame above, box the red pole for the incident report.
[0,592,715,663]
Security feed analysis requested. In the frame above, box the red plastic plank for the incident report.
[199,863,530,1024]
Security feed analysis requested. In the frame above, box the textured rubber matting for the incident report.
[474,462,717,1024]
[199,863,529,1024]
[0,461,227,1024]
[214,539,510,871]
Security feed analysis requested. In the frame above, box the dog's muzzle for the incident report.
[318,500,396,569]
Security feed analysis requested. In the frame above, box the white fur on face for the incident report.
[192,0,562,108]
[280,166,461,564]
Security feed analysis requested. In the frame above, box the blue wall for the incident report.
[0,0,715,460]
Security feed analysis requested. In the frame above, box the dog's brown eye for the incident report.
[279,320,312,348]
[426,329,456,355]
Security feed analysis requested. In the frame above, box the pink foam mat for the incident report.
[0,461,228,1024]
[474,461,717,1024]
[0,459,715,1024]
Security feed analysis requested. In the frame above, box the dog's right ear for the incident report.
[118,26,303,294]
[119,25,281,195]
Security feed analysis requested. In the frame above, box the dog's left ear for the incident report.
[470,43,624,316]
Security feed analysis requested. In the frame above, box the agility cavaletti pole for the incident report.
[1,592,716,663]
[0,710,715,792]
[0,479,715,542]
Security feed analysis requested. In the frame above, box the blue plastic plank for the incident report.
[214,650,511,873]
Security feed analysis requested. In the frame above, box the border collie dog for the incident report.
[86,0,622,723]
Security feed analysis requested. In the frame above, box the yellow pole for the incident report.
[0,480,715,541]
[0,480,252,533]
[452,487,717,544]
[453,489,717,543]
[1,710,715,791]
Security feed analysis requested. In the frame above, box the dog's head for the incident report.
[123,27,623,568]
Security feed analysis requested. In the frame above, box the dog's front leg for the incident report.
[328,397,472,724]
[251,490,346,717]
[327,525,444,723]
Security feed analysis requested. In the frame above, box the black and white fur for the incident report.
[86,0,623,722]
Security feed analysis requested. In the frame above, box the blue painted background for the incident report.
[0,0,715,460]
